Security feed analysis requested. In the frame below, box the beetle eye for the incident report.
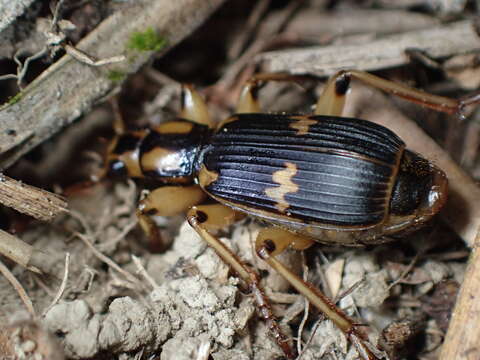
[108,159,128,178]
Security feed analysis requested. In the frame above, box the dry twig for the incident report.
[296,253,310,355]
[0,258,35,317]
[0,230,53,274]
[0,173,67,221]
[132,254,158,289]
[75,231,140,287]
[42,253,70,317]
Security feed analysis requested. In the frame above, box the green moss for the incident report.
[128,28,167,52]
[6,92,22,105]
[107,70,127,83]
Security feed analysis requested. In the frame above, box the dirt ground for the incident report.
[0,1,479,359]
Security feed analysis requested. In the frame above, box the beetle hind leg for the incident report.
[256,227,382,360]
[316,69,478,116]
[187,205,296,359]
[315,72,350,116]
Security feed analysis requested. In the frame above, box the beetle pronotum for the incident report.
[106,70,477,359]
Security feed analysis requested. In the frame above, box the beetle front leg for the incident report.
[137,185,207,249]
[186,205,296,359]
[256,227,382,360]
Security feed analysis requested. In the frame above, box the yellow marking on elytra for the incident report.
[289,117,317,135]
[198,164,219,188]
[265,162,299,213]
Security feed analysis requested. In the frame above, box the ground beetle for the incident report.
[105,70,475,359]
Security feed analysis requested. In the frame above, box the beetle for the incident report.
[105,70,471,359]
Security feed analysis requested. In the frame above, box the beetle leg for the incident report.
[110,96,126,135]
[314,72,349,116]
[236,73,312,113]
[180,84,214,127]
[317,69,479,116]
[236,78,262,113]
[186,203,246,232]
[187,206,296,359]
[137,185,207,249]
[256,227,381,360]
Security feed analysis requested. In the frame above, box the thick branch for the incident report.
[258,20,480,76]
[0,0,225,169]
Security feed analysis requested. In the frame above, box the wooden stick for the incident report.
[0,174,67,273]
[0,173,67,221]
[439,231,480,359]
[0,228,61,274]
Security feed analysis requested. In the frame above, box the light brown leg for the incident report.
[236,79,262,113]
[256,227,381,360]
[180,84,214,127]
[110,96,126,135]
[315,69,479,116]
[314,72,349,116]
[137,185,206,249]
[236,73,310,114]
[95,97,130,182]
[237,70,479,117]
[186,205,296,359]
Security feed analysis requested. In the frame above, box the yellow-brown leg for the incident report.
[236,70,479,117]
[236,73,311,114]
[186,205,296,359]
[256,227,381,360]
[180,84,214,127]
[137,185,207,249]
[236,79,262,113]
[315,69,479,116]
[314,72,349,116]
[110,96,126,135]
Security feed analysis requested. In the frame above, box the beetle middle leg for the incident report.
[187,205,297,359]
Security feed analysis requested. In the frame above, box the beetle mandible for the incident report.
[105,70,471,359]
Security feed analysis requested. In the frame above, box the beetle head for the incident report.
[106,130,146,179]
